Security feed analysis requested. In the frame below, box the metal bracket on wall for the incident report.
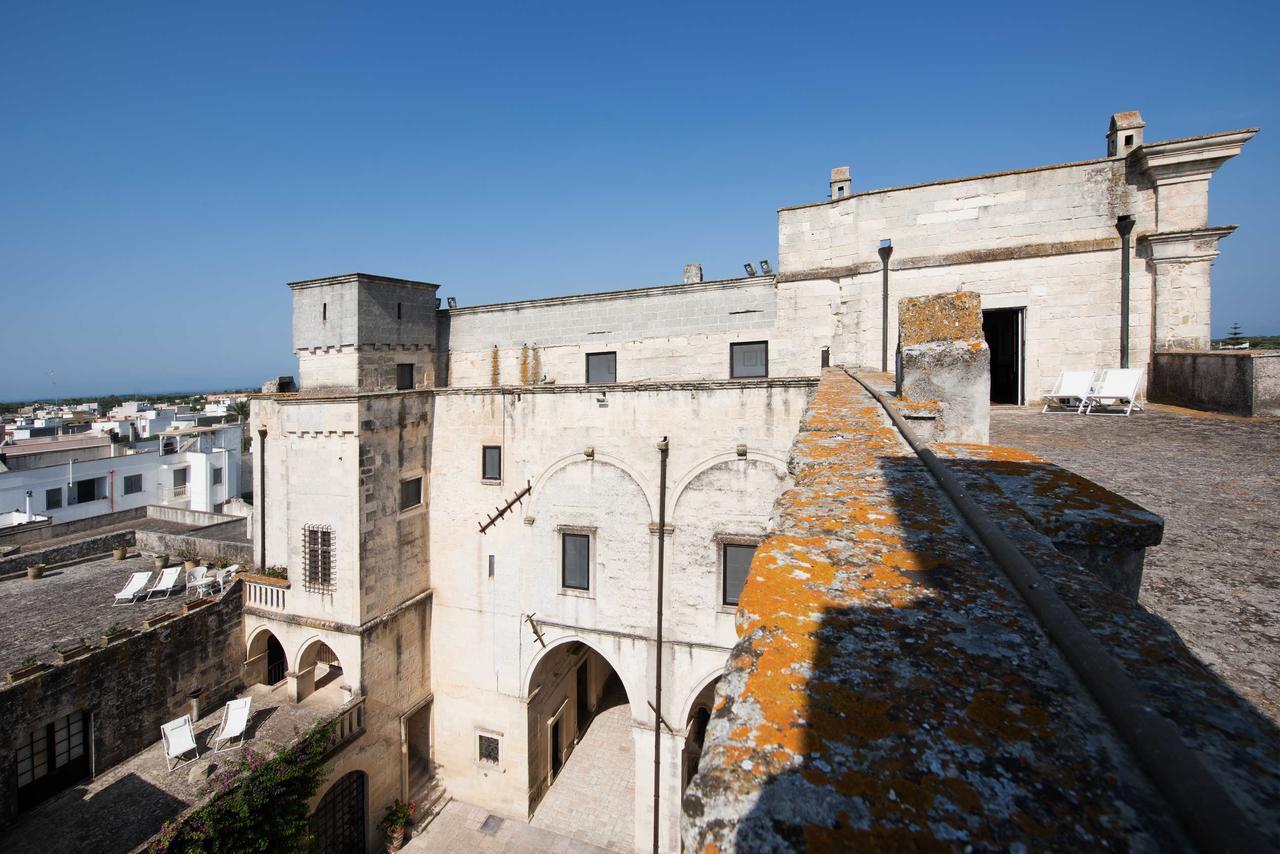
[479,480,532,534]
[524,613,547,648]
[646,701,675,735]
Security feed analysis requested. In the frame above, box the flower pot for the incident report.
[7,661,50,683]
[384,827,405,852]
[155,555,169,570]
[27,564,45,580]
[113,547,128,560]
[183,560,197,571]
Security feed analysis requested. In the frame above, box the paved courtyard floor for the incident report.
[410,690,637,853]
[991,404,1280,723]
[530,692,635,852]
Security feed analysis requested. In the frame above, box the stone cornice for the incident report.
[776,236,1118,283]
[1139,226,1238,263]
[1135,129,1258,185]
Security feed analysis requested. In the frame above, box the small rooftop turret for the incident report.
[1107,111,1145,157]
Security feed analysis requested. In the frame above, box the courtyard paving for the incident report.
[0,551,214,675]
[411,691,637,853]
[991,404,1280,723]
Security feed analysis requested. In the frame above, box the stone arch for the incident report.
[528,452,656,524]
[309,768,368,854]
[678,666,727,734]
[522,633,638,710]
[246,625,287,686]
[669,449,788,520]
[294,635,346,695]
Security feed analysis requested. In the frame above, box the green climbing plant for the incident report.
[147,719,336,853]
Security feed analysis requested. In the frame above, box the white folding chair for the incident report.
[212,697,252,752]
[1041,370,1096,414]
[146,566,183,599]
[1084,368,1145,415]
[162,715,200,771]
[113,571,152,605]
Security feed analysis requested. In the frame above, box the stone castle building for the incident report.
[241,111,1259,851]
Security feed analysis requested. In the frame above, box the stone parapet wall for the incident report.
[0,582,245,828]
[681,368,1280,850]
[1149,350,1280,416]
[0,530,135,579]
[0,507,146,548]
[135,529,252,567]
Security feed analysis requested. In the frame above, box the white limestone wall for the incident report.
[778,158,1164,397]
[445,278,832,386]
[427,381,813,850]
[253,397,363,626]
[777,159,1146,273]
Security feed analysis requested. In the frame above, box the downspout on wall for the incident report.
[652,436,669,853]
[257,428,267,569]
[1116,215,1136,368]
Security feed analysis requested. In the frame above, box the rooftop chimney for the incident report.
[683,263,703,284]
[830,166,852,200]
[1107,111,1145,158]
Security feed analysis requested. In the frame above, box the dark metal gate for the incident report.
[15,711,90,811]
[309,770,366,854]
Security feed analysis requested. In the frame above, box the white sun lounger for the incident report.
[146,566,183,599]
[113,571,153,605]
[1041,370,1096,414]
[1084,368,1145,416]
[212,697,252,752]
[162,714,200,771]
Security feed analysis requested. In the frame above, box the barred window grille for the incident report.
[304,524,334,592]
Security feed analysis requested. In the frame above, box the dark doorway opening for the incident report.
[309,770,367,854]
[16,711,91,812]
[575,662,591,739]
[550,714,565,779]
[266,635,287,685]
[983,308,1024,404]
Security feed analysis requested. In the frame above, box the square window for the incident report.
[400,476,423,512]
[45,487,62,510]
[396,363,414,390]
[123,474,142,495]
[586,352,617,384]
[482,446,502,481]
[722,543,756,606]
[562,533,591,591]
[730,341,768,379]
[478,733,500,765]
[212,467,223,486]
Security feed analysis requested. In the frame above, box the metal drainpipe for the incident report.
[1116,216,1135,368]
[652,437,669,854]
[257,429,267,569]
[878,240,894,372]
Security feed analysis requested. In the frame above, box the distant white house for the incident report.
[0,423,244,524]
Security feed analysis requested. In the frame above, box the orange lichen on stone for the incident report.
[680,367,1208,853]
[898,291,983,346]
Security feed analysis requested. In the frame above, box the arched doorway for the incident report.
[298,639,344,690]
[247,628,287,686]
[526,641,634,851]
[682,677,720,793]
[309,770,366,854]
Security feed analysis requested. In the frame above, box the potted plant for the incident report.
[154,553,169,570]
[26,563,45,580]
[7,656,49,683]
[102,623,134,645]
[113,545,128,560]
[379,799,415,851]
[177,543,200,571]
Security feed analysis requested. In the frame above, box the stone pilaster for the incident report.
[1141,227,1236,352]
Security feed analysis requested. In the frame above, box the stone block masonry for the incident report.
[0,581,245,828]
[682,368,1280,850]
[898,291,990,443]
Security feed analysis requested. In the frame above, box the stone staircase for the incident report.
[408,762,451,835]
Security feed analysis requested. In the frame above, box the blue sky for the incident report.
[1,1,1275,399]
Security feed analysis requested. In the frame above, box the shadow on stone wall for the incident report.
[710,454,1280,849]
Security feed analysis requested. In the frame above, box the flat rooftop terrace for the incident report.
[0,681,350,854]
[0,552,204,675]
[991,404,1280,723]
